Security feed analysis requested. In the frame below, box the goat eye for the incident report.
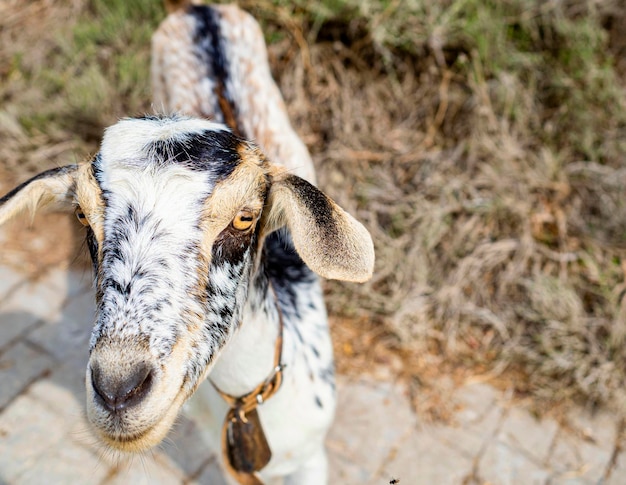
[75,208,89,227]
[232,210,255,231]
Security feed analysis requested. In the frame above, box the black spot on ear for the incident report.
[281,175,336,231]
[314,396,323,409]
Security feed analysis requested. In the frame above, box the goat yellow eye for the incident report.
[232,210,255,231]
[75,208,89,227]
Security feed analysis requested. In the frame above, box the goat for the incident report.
[0,3,374,485]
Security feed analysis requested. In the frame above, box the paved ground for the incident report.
[0,263,625,484]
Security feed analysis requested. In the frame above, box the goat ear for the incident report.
[264,174,374,283]
[0,165,78,226]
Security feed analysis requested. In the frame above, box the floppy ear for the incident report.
[0,165,78,226]
[264,173,374,283]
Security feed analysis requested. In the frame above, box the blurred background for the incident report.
[1,0,625,423]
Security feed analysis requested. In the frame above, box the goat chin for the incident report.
[84,334,208,453]
[86,380,189,452]
[93,399,183,453]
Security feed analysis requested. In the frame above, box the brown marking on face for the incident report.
[187,144,269,307]
[198,146,268,263]
[74,163,105,244]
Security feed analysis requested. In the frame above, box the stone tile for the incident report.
[565,408,619,450]
[13,440,110,485]
[453,381,501,425]
[38,267,71,295]
[546,408,619,482]
[479,439,550,485]
[30,366,115,460]
[497,407,559,463]
[63,269,94,300]
[103,450,187,485]
[0,341,55,410]
[605,448,626,485]
[0,379,103,485]
[475,404,560,484]
[326,377,417,478]
[0,267,72,351]
[26,379,86,434]
[0,269,68,350]
[431,401,505,459]
[328,452,375,483]
[0,266,25,298]
[430,382,506,460]
[44,350,89,400]
[0,267,67,315]
[548,432,612,482]
[190,457,229,485]
[0,311,44,352]
[0,393,67,483]
[26,290,95,361]
[374,428,473,485]
[161,414,216,477]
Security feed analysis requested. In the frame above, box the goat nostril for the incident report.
[91,363,154,413]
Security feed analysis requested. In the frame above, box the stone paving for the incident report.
[0,263,625,484]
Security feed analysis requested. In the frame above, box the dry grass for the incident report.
[1,0,626,415]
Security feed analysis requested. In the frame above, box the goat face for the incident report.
[0,115,374,452]
[84,116,271,451]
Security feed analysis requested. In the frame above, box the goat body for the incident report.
[0,4,374,485]
[152,3,316,184]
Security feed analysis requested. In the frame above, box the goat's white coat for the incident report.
[92,117,231,358]
[191,277,335,482]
